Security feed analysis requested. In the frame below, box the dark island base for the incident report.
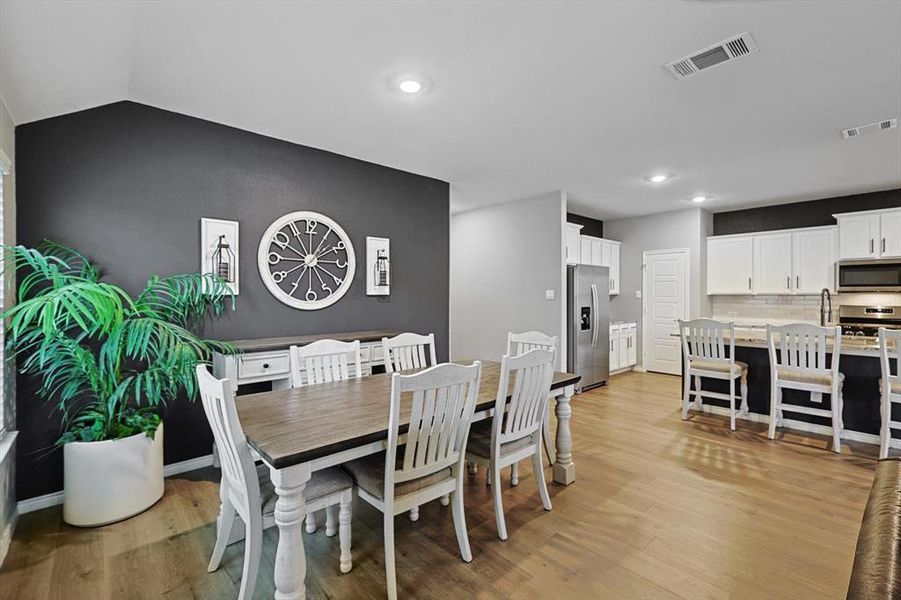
[690,346,899,441]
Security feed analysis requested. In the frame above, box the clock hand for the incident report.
[317,264,344,285]
[288,265,308,297]
[310,226,333,258]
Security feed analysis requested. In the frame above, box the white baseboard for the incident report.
[696,404,899,449]
[17,453,215,515]
[0,509,17,567]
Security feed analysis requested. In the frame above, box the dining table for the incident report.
[235,359,581,600]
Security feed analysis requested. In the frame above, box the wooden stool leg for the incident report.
[729,377,736,431]
[768,381,779,440]
[681,370,692,419]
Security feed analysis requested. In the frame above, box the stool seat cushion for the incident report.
[690,359,748,375]
[777,368,844,387]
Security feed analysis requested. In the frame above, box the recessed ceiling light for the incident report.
[399,79,422,94]
[648,174,670,183]
[692,195,708,203]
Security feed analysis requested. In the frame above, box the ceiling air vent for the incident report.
[842,119,897,139]
[665,31,759,80]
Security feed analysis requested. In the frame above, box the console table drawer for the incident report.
[238,351,290,381]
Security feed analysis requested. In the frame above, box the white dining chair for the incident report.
[879,328,901,458]
[766,324,844,452]
[289,339,363,387]
[678,319,749,430]
[465,348,555,541]
[344,361,482,600]
[289,339,362,534]
[196,366,354,600]
[501,331,558,485]
[382,332,438,373]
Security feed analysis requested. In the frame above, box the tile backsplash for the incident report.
[711,293,901,324]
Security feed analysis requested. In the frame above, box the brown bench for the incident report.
[847,458,901,599]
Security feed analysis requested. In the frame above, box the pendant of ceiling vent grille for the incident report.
[665,32,758,80]
[842,119,897,139]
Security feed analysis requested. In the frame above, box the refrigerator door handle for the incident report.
[590,283,599,347]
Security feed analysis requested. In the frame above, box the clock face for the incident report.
[257,211,356,310]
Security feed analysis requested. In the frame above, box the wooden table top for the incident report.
[236,360,580,469]
[226,330,402,353]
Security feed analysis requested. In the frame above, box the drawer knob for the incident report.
[262,363,270,369]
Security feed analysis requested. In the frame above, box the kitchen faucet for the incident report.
[820,288,832,326]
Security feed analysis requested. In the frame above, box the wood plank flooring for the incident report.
[0,371,876,599]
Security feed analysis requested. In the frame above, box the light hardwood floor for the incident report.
[0,371,876,599]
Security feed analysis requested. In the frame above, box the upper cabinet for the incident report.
[707,225,836,295]
[835,208,901,260]
[577,235,621,295]
[565,223,583,265]
[708,236,754,294]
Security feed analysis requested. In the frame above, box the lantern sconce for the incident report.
[366,236,390,296]
[200,218,240,295]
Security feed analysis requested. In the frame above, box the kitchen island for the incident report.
[687,324,897,446]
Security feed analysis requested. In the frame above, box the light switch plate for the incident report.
[635,290,642,299]
[545,289,555,300]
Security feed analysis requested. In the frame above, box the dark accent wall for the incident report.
[567,212,603,237]
[15,101,450,500]
[713,188,900,235]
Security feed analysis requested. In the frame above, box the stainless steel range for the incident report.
[838,305,901,337]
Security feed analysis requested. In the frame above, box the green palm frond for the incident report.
[2,241,238,446]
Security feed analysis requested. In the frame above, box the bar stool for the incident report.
[767,324,844,452]
[678,319,749,430]
[879,328,901,458]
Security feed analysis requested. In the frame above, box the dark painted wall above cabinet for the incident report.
[15,101,450,500]
[713,188,900,235]
[567,212,604,238]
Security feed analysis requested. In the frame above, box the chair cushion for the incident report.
[344,450,452,501]
[465,419,534,460]
[689,359,748,374]
[257,464,352,514]
[880,379,901,395]
[777,368,844,387]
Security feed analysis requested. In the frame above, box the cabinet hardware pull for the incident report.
[262,363,270,369]
[883,238,887,253]
[796,275,800,288]
[870,238,874,254]
[786,276,790,289]
[748,277,752,290]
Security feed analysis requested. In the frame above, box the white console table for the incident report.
[211,329,400,392]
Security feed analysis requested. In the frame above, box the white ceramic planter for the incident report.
[63,423,165,527]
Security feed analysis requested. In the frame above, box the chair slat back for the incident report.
[507,331,558,358]
[678,319,734,364]
[767,324,840,375]
[492,348,556,446]
[385,362,481,491]
[195,365,260,516]
[880,328,901,391]
[382,332,438,373]
[289,339,362,387]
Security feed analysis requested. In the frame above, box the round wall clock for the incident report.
[257,211,356,310]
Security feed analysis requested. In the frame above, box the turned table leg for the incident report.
[270,462,312,600]
[552,384,576,485]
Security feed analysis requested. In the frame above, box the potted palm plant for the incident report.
[4,241,237,526]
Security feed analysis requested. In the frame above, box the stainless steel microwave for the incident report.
[836,259,901,292]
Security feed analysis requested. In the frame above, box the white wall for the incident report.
[0,96,16,566]
[603,207,711,363]
[450,191,565,366]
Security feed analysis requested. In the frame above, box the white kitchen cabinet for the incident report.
[618,325,629,370]
[626,324,637,367]
[881,210,901,258]
[608,241,621,295]
[753,233,793,294]
[707,236,754,294]
[579,235,622,295]
[565,223,583,265]
[793,227,836,293]
[609,324,621,372]
[834,208,901,259]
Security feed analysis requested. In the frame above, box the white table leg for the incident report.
[270,462,312,600]
[552,384,576,485]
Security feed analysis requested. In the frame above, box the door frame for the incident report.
[641,248,690,373]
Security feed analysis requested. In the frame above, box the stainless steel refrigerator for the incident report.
[566,265,610,391]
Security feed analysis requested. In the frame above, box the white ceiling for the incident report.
[2,1,900,218]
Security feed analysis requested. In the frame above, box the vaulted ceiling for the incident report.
[2,1,899,217]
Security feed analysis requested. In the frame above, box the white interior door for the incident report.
[642,249,689,375]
